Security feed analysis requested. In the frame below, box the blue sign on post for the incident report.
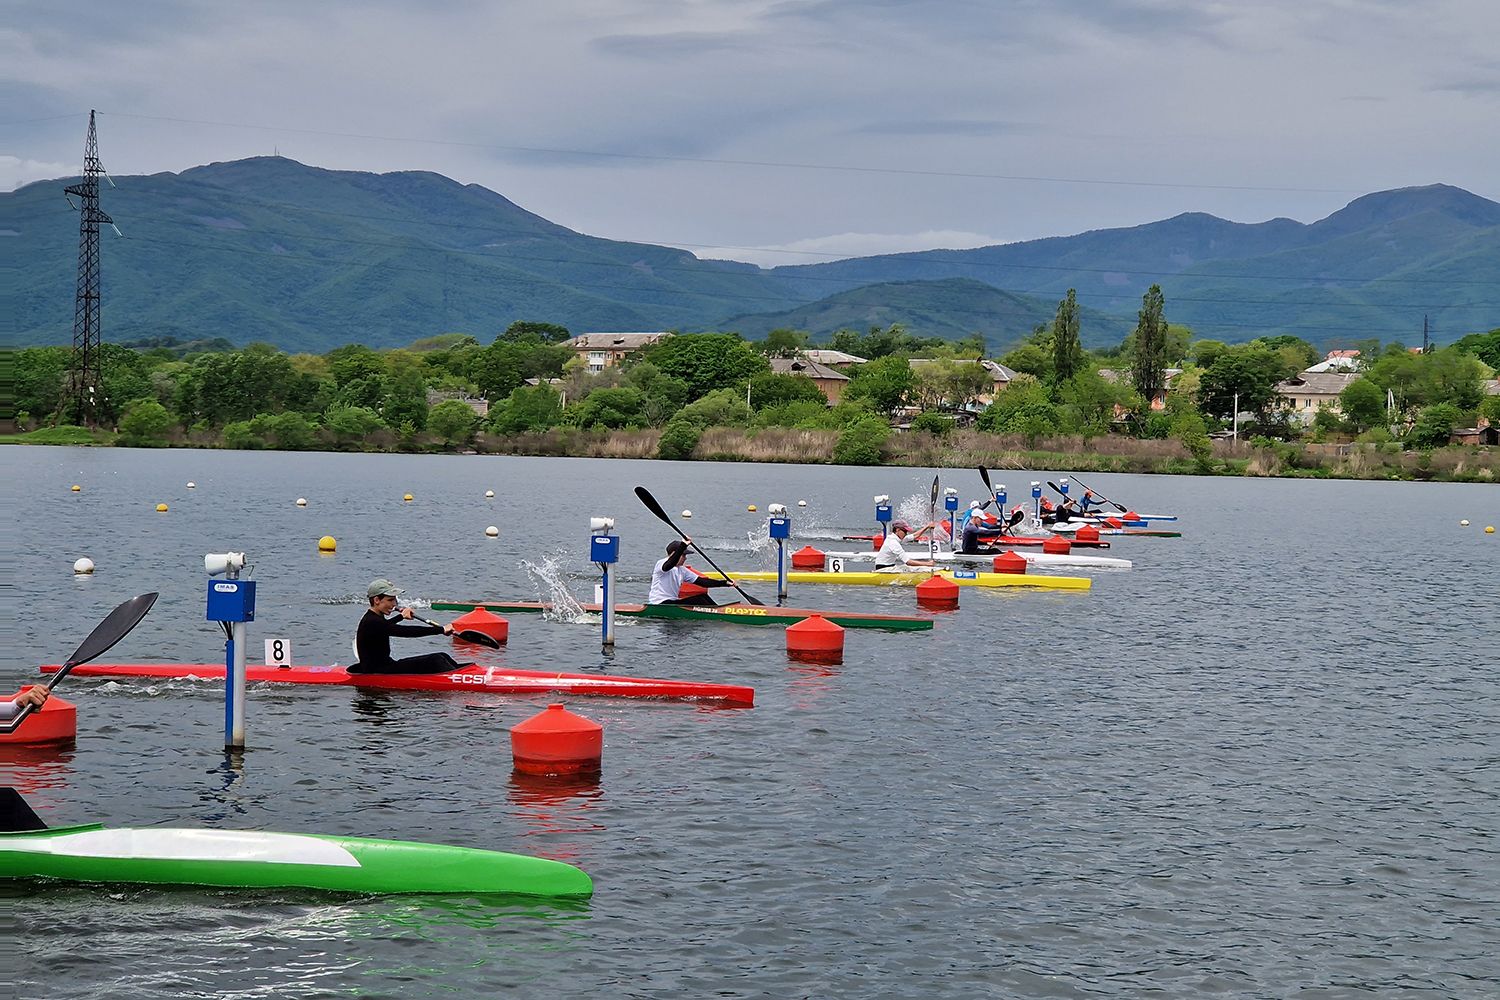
[591,520,619,649]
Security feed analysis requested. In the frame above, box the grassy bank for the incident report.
[6,425,1494,482]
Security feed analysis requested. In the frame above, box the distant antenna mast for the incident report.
[1422,314,1430,353]
[61,110,120,427]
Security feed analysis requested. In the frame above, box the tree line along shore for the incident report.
[6,296,1498,484]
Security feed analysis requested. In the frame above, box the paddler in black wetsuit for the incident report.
[351,578,468,674]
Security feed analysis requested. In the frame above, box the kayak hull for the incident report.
[42,663,753,707]
[0,824,591,898]
[432,600,933,632]
[716,570,1090,591]
[819,550,1131,570]
[842,534,1111,549]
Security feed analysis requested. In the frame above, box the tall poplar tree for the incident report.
[1052,289,1081,384]
[1131,284,1168,405]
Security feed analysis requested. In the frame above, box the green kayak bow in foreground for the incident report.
[0,823,593,898]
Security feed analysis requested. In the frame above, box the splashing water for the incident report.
[895,493,951,543]
[520,553,591,623]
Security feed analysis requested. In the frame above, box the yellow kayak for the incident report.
[714,569,1091,591]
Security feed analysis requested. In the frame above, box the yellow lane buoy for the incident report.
[1487,526,1495,534]
[404,493,414,502]
[747,504,757,512]
[73,557,95,575]
[318,535,337,553]
[296,498,308,507]
[71,485,82,492]
[155,503,169,512]
[485,526,499,537]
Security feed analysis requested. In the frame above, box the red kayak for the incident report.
[41,663,754,707]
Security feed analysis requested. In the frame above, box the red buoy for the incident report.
[1042,536,1072,555]
[870,535,883,551]
[451,606,509,644]
[510,703,603,776]
[915,575,960,611]
[1124,510,1140,520]
[0,693,77,747]
[791,545,826,570]
[786,615,845,664]
[992,551,1028,574]
[1075,524,1101,543]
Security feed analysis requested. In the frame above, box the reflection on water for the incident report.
[507,771,607,861]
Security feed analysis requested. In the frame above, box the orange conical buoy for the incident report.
[992,551,1028,574]
[915,575,960,610]
[1124,510,1140,520]
[0,693,77,747]
[791,545,826,569]
[1075,524,1101,543]
[451,607,509,644]
[786,614,845,664]
[510,704,603,776]
[1042,536,1072,555]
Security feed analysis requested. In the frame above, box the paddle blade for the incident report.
[454,629,502,650]
[929,475,939,507]
[1008,508,1026,528]
[979,466,994,498]
[61,592,159,672]
[634,486,675,528]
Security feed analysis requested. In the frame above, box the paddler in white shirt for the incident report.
[648,540,736,606]
[873,521,935,571]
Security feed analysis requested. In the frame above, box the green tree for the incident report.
[749,372,826,409]
[657,418,702,460]
[678,387,752,427]
[383,368,430,431]
[498,321,571,344]
[759,328,809,357]
[488,385,563,434]
[832,417,890,465]
[1450,329,1500,368]
[428,399,479,446]
[624,362,692,426]
[909,411,955,435]
[1051,289,1082,384]
[326,345,387,388]
[567,387,647,429]
[14,346,72,418]
[646,333,769,399]
[1130,285,1168,405]
[1480,394,1500,426]
[1197,347,1286,422]
[1407,403,1461,448]
[324,405,386,445]
[117,399,174,446]
[844,356,915,416]
[1339,377,1386,433]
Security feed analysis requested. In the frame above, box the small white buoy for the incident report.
[797,499,807,507]
[485,526,499,537]
[73,557,95,576]
[186,482,196,489]
[485,490,495,499]
[1460,519,1470,526]
[296,497,308,507]
[681,510,693,518]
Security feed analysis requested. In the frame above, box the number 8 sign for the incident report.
[264,638,292,667]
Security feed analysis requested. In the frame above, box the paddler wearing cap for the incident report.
[352,578,467,674]
[648,539,736,606]
[874,521,935,571]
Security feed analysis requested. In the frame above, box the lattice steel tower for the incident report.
[62,110,116,427]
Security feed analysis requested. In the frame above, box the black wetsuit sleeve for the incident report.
[692,575,734,588]
[385,621,443,637]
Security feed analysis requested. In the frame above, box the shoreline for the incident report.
[5,427,1495,482]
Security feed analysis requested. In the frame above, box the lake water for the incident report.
[3,446,1497,998]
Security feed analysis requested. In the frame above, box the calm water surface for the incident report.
[4,447,1497,998]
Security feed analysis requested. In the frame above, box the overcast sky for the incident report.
[5,0,1498,266]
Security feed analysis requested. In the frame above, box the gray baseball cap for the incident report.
[367,578,403,598]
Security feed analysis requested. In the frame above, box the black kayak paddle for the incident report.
[634,486,764,606]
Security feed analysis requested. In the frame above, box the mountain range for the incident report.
[6,157,1496,351]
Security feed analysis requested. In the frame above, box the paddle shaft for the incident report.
[413,615,501,650]
[634,486,764,606]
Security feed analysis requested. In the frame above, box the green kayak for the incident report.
[0,823,593,898]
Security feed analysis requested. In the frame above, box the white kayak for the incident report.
[819,549,1131,570]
